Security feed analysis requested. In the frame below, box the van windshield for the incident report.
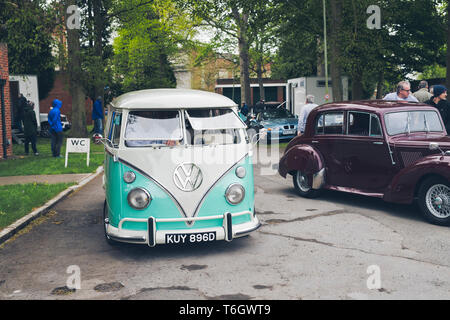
[185,109,245,145]
[125,110,182,147]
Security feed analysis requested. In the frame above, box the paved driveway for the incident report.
[0,161,449,300]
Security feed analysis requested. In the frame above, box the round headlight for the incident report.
[123,171,136,183]
[235,166,246,179]
[127,188,151,210]
[225,184,245,205]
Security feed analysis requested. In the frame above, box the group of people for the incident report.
[383,80,450,132]
[17,95,104,158]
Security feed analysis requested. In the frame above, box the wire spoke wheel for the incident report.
[425,184,450,219]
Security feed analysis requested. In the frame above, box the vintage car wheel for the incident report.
[418,177,450,226]
[103,200,119,245]
[293,170,322,198]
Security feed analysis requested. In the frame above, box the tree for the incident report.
[0,0,56,99]
[111,0,195,93]
[64,0,88,137]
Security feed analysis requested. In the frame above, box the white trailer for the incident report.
[286,76,349,117]
[9,74,40,130]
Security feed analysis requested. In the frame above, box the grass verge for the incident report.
[0,182,75,230]
[0,136,104,176]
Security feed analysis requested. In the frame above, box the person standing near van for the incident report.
[48,99,63,157]
[92,96,104,134]
[23,101,39,155]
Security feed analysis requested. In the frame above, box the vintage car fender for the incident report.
[279,144,325,186]
[384,154,450,204]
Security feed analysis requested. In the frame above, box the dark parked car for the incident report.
[247,107,298,143]
[279,100,450,226]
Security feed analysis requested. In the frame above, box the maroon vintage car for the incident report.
[279,100,450,226]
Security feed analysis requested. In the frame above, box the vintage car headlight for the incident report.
[123,171,136,183]
[225,183,245,205]
[235,166,246,178]
[127,188,151,209]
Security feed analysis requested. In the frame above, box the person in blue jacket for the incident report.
[48,99,63,158]
[92,96,104,134]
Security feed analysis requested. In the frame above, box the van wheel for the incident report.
[103,200,119,246]
[418,177,450,226]
[293,170,322,198]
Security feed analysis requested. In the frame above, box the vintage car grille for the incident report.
[400,151,424,167]
[283,125,295,130]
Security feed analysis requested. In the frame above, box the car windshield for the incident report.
[385,110,443,136]
[260,108,294,120]
[125,110,183,147]
[185,109,244,145]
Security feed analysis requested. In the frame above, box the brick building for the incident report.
[0,43,12,159]
[39,72,94,124]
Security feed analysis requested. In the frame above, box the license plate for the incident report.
[165,231,216,244]
[283,129,296,135]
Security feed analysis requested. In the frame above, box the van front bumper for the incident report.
[105,211,261,246]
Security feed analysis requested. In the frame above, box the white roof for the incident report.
[111,88,238,109]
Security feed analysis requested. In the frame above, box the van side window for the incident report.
[111,113,122,147]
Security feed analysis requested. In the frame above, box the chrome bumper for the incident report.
[105,211,261,247]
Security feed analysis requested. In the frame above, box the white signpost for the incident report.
[65,138,90,168]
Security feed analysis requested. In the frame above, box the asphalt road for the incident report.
[0,158,449,300]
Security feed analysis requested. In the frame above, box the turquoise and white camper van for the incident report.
[102,89,260,246]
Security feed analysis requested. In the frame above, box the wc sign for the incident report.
[65,138,90,168]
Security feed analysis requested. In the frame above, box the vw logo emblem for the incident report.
[173,163,203,192]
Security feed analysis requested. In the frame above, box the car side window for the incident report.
[370,114,382,137]
[315,114,324,134]
[348,112,370,136]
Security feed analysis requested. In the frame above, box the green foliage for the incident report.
[272,0,446,98]
[0,0,56,99]
[111,0,197,93]
[419,64,446,79]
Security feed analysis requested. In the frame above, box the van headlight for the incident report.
[127,188,151,209]
[225,184,245,205]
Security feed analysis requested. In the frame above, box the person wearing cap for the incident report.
[413,80,432,103]
[425,85,450,134]
[383,81,419,102]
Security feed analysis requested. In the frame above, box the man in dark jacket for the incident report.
[48,99,63,157]
[23,101,39,155]
[16,93,27,132]
[425,85,450,134]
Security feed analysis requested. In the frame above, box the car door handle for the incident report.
[373,141,383,145]
[312,140,319,144]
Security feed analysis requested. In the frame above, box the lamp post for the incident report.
[322,0,329,102]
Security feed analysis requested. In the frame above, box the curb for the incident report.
[0,166,104,245]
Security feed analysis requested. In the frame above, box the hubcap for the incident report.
[296,171,311,192]
[426,184,450,219]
